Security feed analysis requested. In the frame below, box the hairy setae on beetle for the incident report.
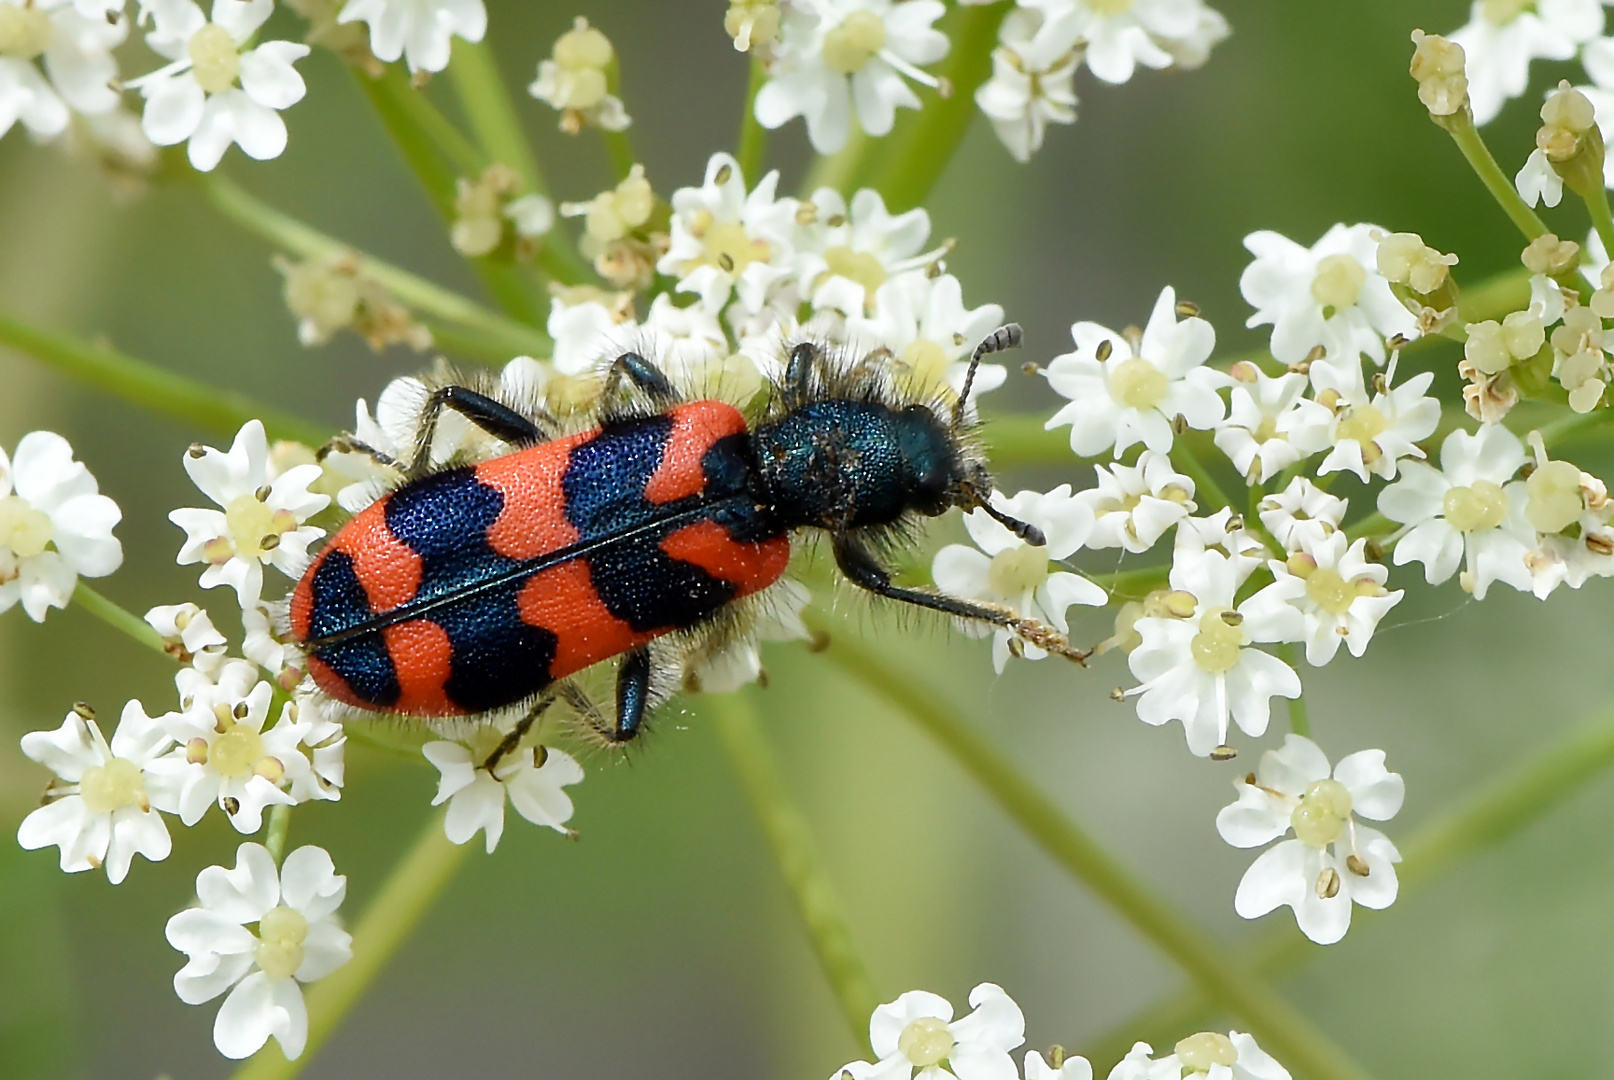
[287,326,1086,764]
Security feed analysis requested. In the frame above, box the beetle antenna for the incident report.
[954,323,1023,427]
[979,500,1046,546]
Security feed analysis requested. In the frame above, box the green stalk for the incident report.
[205,175,552,359]
[600,56,638,182]
[819,635,1375,1080]
[72,583,168,655]
[264,804,292,863]
[1172,441,1235,516]
[1273,643,1309,737]
[802,126,871,196]
[230,810,469,1080]
[1582,186,1614,266]
[737,58,769,185]
[1440,109,1548,242]
[353,66,543,323]
[709,693,879,1056]
[0,312,326,446]
[1089,564,1170,598]
[977,413,1069,469]
[1082,697,1614,1067]
[857,4,1012,209]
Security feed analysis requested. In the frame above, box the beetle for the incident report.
[286,326,1087,764]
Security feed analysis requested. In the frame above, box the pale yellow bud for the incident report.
[1409,30,1468,116]
[1522,233,1580,276]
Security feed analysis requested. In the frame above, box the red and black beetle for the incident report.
[287,327,1085,762]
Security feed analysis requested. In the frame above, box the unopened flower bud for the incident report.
[724,0,779,52]
[1522,233,1580,276]
[1409,30,1468,117]
[1537,81,1607,196]
[1377,231,1458,295]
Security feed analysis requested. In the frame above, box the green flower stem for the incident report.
[71,583,167,655]
[859,4,1012,210]
[205,175,552,359]
[264,804,292,863]
[708,692,879,1056]
[230,808,468,1080]
[1082,696,1614,1068]
[353,66,544,324]
[376,67,488,177]
[0,310,326,446]
[1090,564,1169,598]
[1582,187,1614,270]
[447,39,593,286]
[737,58,769,185]
[802,126,871,196]
[1273,643,1309,737]
[816,631,1376,1080]
[1456,267,1533,325]
[1441,109,1549,242]
[1172,441,1234,516]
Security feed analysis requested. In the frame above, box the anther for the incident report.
[222,796,241,816]
[1210,744,1238,760]
[1386,333,1412,350]
[826,214,846,228]
[1219,610,1244,626]
[1095,339,1113,363]
[1305,344,1328,364]
[1370,372,1388,394]
[260,533,281,551]
[936,75,954,98]
[233,701,250,719]
[1007,638,1025,659]
[187,443,207,458]
[1363,538,1385,563]
[715,162,733,185]
[1315,867,1341,899]
[1175,299,1201,318]
[254,484,272,502]
[718,252,735,272]
[1110,687,1126,702]
[72,701,95,720]
[410,69,431,89]
[1021,361,1043,375]
[1346,854,1370,877]
[1171,413,1188,434]
[1225,514,1244,531]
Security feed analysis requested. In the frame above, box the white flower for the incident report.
[281,697,345,803]
[1240,224,1418,365]
[150,660,315,833]
[0,431,122,621]
[1309,355,1440,482]
[1073,0,1230,85]
[974,2,1080,162]
[1216,734,1403,945]
[754,0,949,154]
[17,702,175,883]
[0,0,125,141]
[1044,286,1227,457]
[1257,476,1346,553]
[640,293,730,383]
[835,981,1024,1080]
[1076,451,1196,553]
[795,187,935,317]
[932,486,1107,672]
[1174,507,1266,588]
[1260,531,1402,666]
[169,419,329,606]
[1520,437,1614,596]
[337,0,485,75]
[1023,1049,1092,1080]
[166,843,351,1060]
[1108,1033,1289,1080]
[547,296,639,376]
[1379,423,1533,599]
[1127,550,1302,757]
[132,0,309,172]
[1515,147,1564,207]
[847,272,1007,403]
[656,152,799,317]
[146,601,230,672]
[528,16,629,132]
[1449,0,1603,125]
[686,578,814,693]
[424,738,584,853]
[1213,366,1331,483]
[505,192,555,239]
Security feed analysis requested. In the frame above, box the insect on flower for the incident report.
[286,326,1088,765]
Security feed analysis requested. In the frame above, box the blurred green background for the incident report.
[6,1,1614,1078]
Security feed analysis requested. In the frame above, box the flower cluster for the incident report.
[832,982,1289,1080]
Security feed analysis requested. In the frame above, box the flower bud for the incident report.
[725,0,780,52]
[1537,81,1606,197]
[1377,231,1458,295]
[1521,233,1580,276]
[1409,31,1468,117]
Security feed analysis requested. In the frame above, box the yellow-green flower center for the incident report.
[0,3,52,60]
[898,339,951,391]
[821,245,887,299]
[254,905,309,980]
[1310,253,1367,314]
[78,757,147,815]
[1525,460,1583,533]
[687,214,771,276]
[1304,567,1357,616]
[222,492,298,561]
[188,23,241,94]
[1335,405,1387,463]
[209,718,265,778]
[0,494,52,558]
[1109,356,1169,410]
[1481,0,1533,25]
[1189,606,1244,674]
[1175,1031,1238,1072]
[987,542,1049,598]
[897,1017,954,1067]
[823,10,886,74]
[1442,480,1509,533]
[1087,0,1134,13]
[554,20,612,69]
[1291,778,1352,847]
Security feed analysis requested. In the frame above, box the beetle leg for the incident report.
[832,534,1091,665]
[409,385,550,478]
[480,687,561,771]
[317,435,398,470]
[603,352,681,405]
